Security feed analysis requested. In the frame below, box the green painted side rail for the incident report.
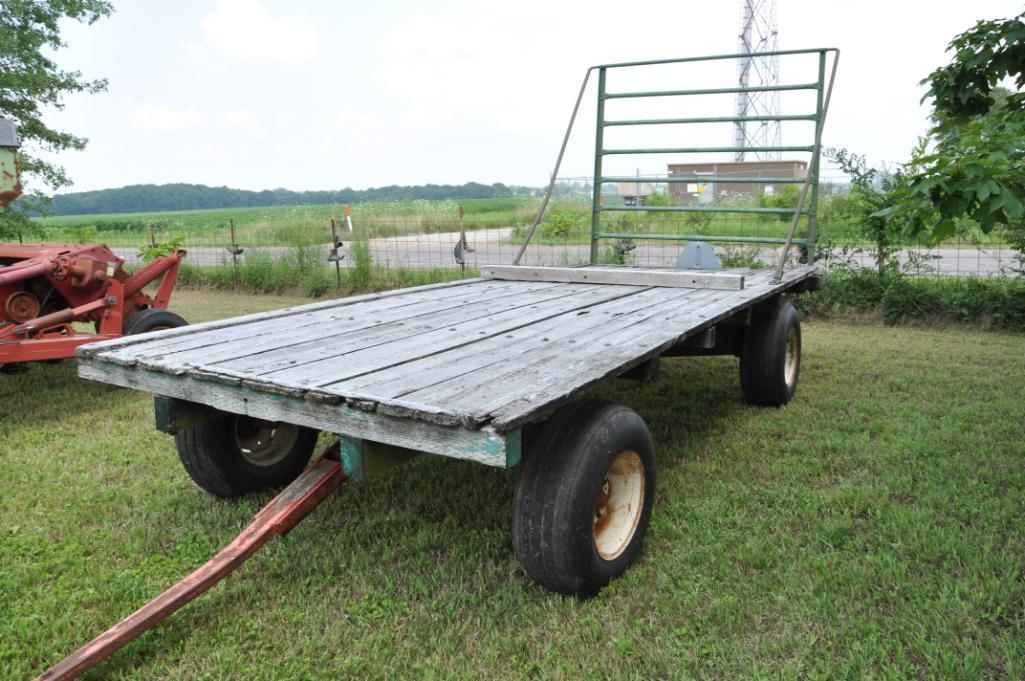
[604,82,820,99]
[604,114,818,126]
[602,146,814,155]
[601,175,806,184]
[600,205,811,215]
[598,232,809,246]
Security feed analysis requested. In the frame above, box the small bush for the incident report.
[348,238,373,291]
[758,185,801,221]
[719,246,768,269]
[798,268,1025,330]
[541,212,577,241]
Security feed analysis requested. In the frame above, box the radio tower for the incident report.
[733,0,781,161]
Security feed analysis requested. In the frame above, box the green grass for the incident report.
[30,198,544,247]
[2,289,1024,679]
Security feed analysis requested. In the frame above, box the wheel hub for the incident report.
[234,416,300,467]
[784,326,799,388]
[593,450,645,561]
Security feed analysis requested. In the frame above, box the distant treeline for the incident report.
[48,182,538,215]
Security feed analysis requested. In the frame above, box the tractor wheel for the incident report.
[512,399,656,597]
[739,300,801,406]
[123,308,188,335]
[175,412,319,498]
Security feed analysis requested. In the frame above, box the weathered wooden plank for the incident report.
[328,285,704,402]
[484,271,812,430]
[219,283,647,386]
[197,282,619,378]
[77,357,517,467]
[135,281,564,371]
[482,264,745,290]
[404,287,735,419]
[329,287,708,413]
[98,279,515,365]
[79,276,488,361]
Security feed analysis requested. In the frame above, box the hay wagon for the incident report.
[42,48,838,680]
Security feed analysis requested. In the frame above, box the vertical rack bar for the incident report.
[807,50,826,264]
[590,67,607,264]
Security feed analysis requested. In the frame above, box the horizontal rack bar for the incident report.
[602,145,815,155]
[596,48,837,70]
[603,114,818,126]
[601,176,807,184]
[599,206,811,215]
[604,83,820,99]
[598,232,810,246]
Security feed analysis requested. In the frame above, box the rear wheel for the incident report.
[124,308,188,335]
[739,300,801,406]
[513,399,656,597]
[175,412,319,498]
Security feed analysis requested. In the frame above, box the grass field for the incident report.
[2,289,1024,679]
[28,197,1010,264]
[31,198,546,247]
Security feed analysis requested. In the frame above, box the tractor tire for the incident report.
[512,399,656,597]
[739,300,801,406]
[123,308,188,335]
[174,413,319,498]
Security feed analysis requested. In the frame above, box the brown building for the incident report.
[667,160,807,204]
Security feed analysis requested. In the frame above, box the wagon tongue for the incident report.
[35,448,347,681]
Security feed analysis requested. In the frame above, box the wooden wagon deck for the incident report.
[78,265,816,467]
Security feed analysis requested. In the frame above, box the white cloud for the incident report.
[214,109,255,130]
[199,0,317,62]
[130,104,206,132]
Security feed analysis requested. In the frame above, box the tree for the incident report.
[0,0,113,237]
[893,12,1025,241]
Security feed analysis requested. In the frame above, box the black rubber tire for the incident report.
[123,308,188,335]
[739,300,801,407]
[512,399,656,597]
[174,413,319,498]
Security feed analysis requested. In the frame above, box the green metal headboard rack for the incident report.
[513,48,840,281]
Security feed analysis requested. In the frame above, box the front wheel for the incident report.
[175,412,319,498]
[513,399,656,597]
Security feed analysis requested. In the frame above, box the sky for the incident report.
[35,0,1025,193]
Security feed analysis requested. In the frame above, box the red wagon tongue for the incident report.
[35,449,346,681]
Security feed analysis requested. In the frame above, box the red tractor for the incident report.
[0,244,188,370]
[0,118,188,371]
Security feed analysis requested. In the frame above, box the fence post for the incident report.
[227,218,243,285]
[329,218,343,288]
[457,206,466,271]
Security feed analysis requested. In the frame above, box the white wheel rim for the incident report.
[234,417,299,467]
[593,450,646,561]
[784,326,799,388]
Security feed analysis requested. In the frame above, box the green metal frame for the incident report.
[587,48,839,265]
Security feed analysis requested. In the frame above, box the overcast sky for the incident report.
[37,0,1024,193]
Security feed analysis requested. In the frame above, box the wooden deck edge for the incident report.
[481,265,745,290]
[77,358,518,468]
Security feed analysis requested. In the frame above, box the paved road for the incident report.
[114,226,1019,277]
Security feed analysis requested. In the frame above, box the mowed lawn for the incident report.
[2,289,1024,679]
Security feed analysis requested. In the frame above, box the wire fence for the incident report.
[28,208,1025,281]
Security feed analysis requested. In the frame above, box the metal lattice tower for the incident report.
[733,0,781,161]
